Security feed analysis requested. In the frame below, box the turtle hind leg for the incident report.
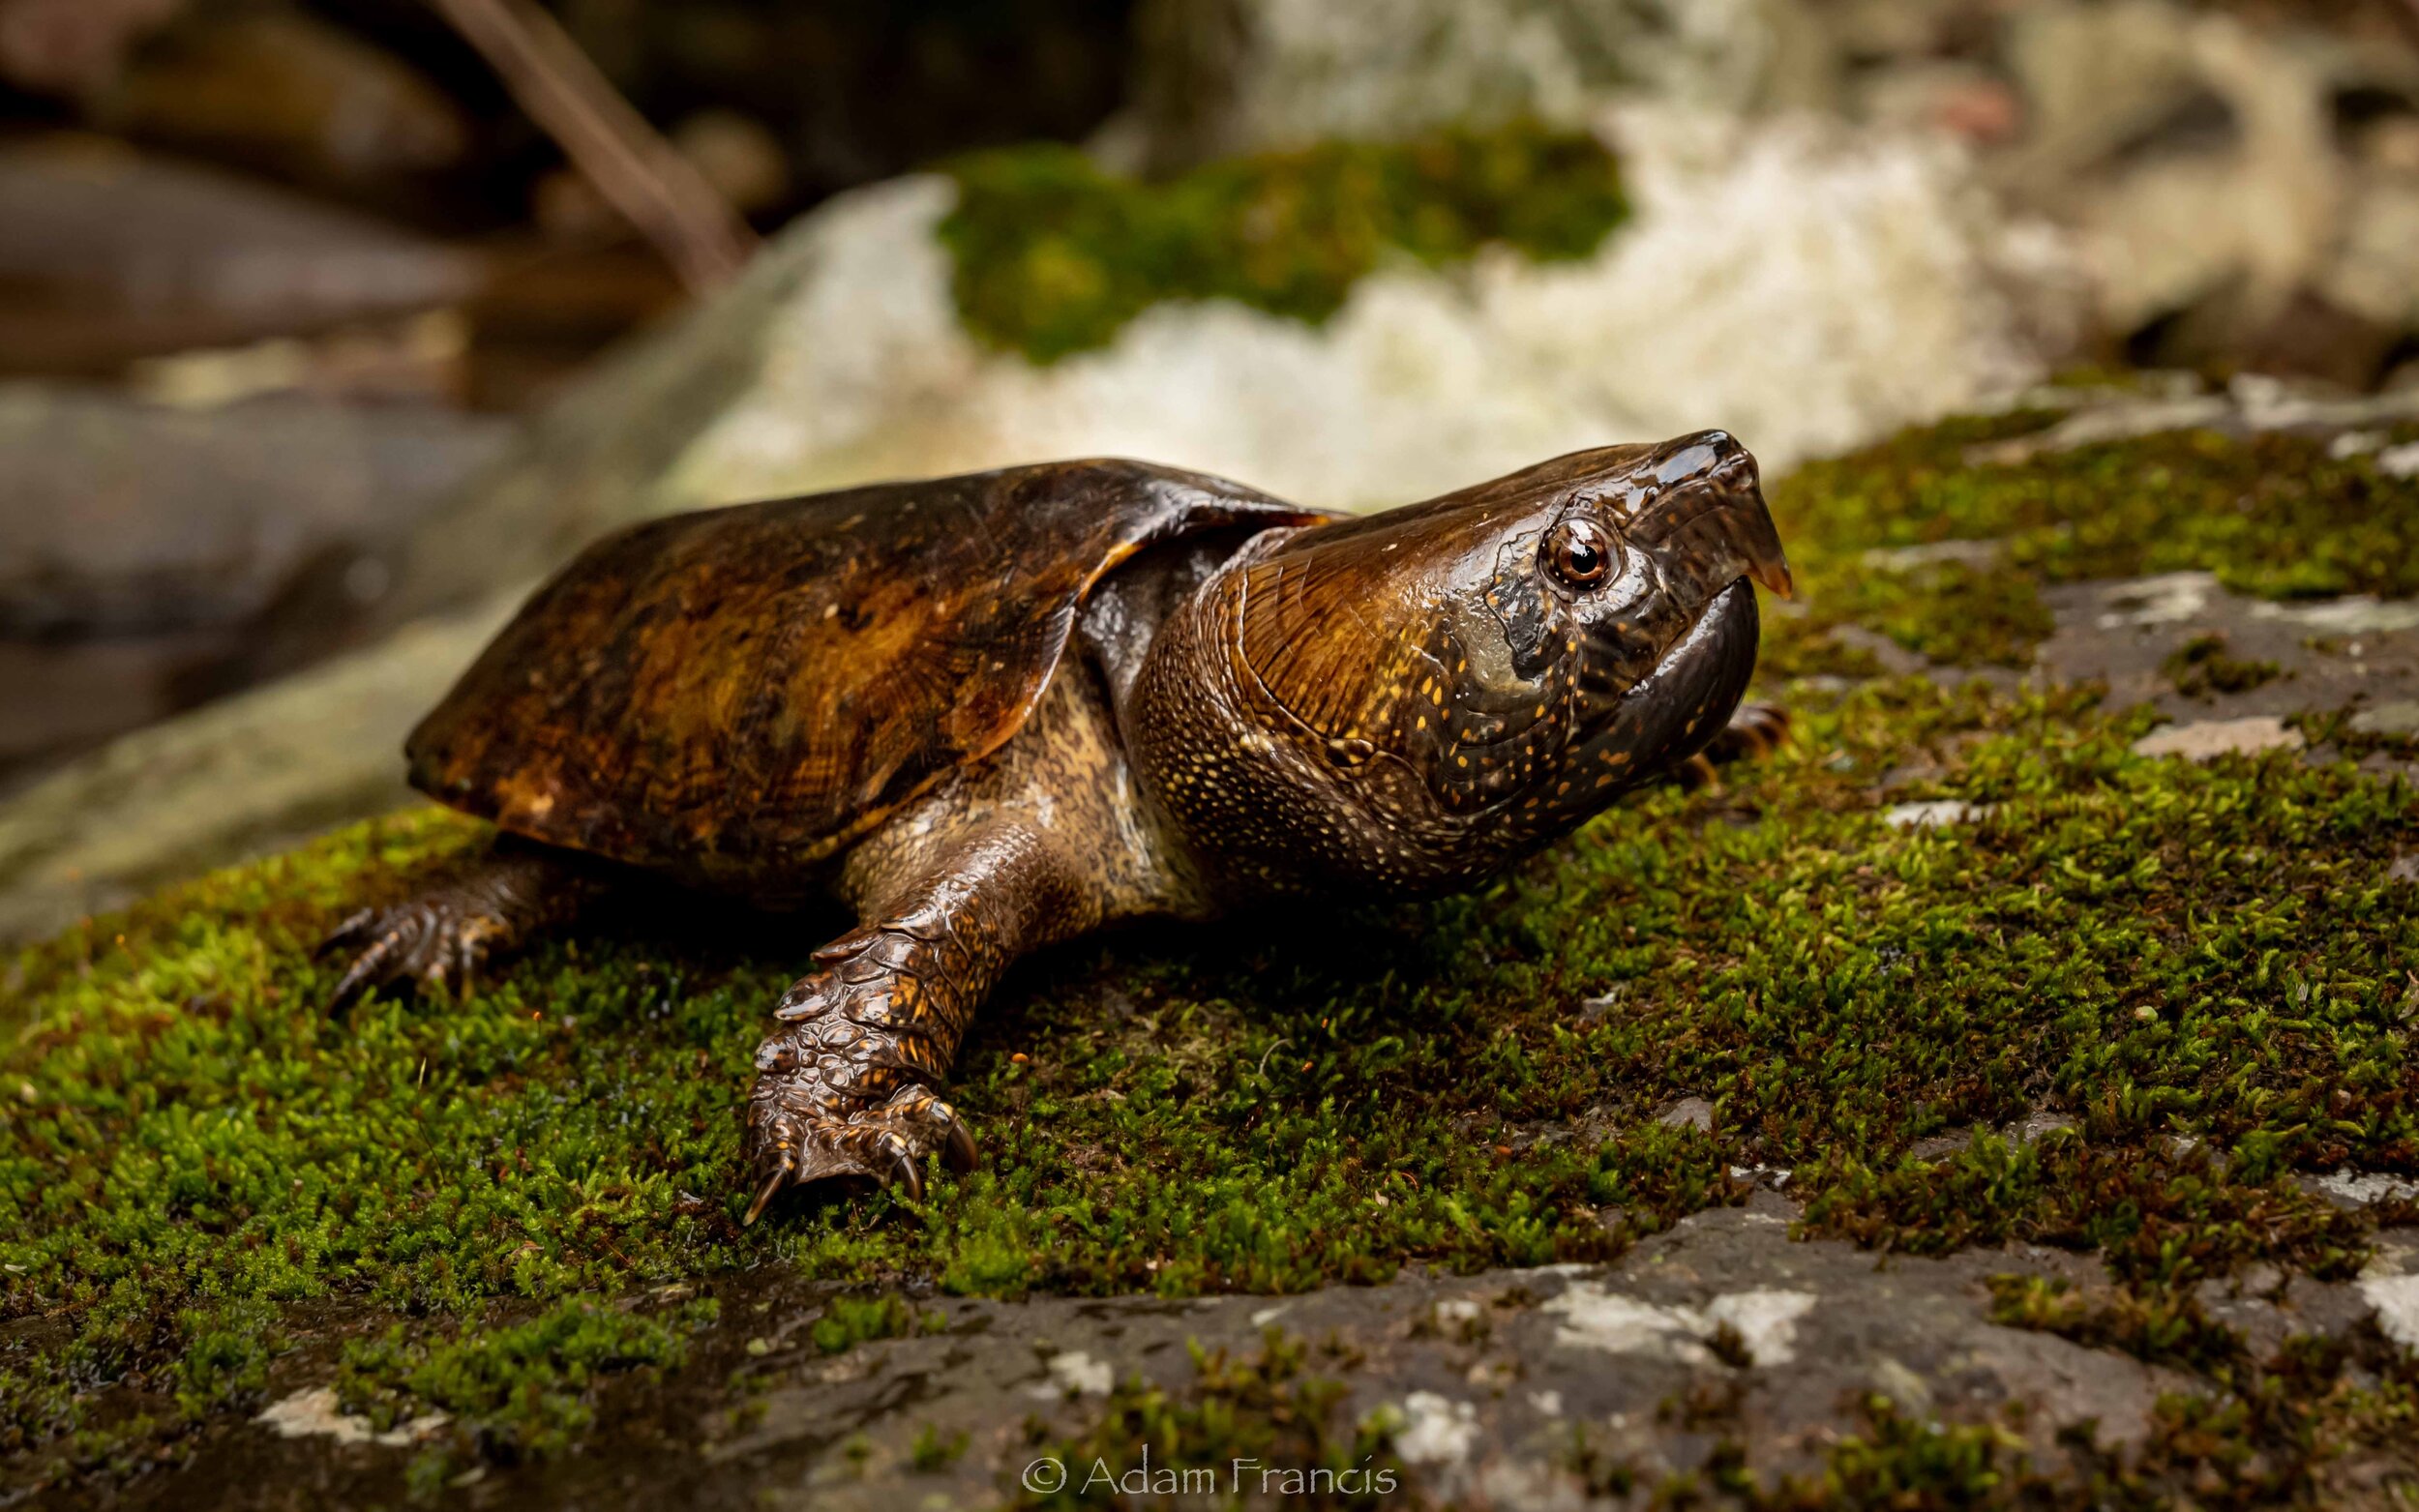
[742,825,1094,1222]
[1674,702,1789,791]
[318,841,604,1010]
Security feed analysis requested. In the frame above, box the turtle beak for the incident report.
[1747,548,1796,601]
[1632,430,1795,604]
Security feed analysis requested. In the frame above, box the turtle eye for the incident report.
[1542,517,1617,591]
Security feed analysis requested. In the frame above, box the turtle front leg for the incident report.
[742,826,1094,1222]
[319,842,604,1009]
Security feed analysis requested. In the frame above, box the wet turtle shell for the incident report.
[405,460,1330,892]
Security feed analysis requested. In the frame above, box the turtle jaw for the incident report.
[1559,578,1761,808]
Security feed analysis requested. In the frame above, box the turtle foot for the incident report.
[318,894,513,1010]
[1679,702,1791,789]
[741,979,979,1223]
[316,847,588,1011]
[1715,702,1789,762]
[742,1071,977,1223]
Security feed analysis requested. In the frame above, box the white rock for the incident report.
[1393,1391,1481,1466]
[256,1386,447,1447]
[1882,800,1992,829]
[1044,1349,1115,1397]
[667,118,2077,517]
[2381,441,2419,480]
[2131,716,2304,761]
[2093,571,2216,629]
[1540,1282,1817,1365]
[2316,1169,2419,1206]
[2359,1274,2419,1354]
[2250,597,2419,635]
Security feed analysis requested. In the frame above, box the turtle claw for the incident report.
[316,897,515,1012]
[740,1010,979,1222]
[317,907,376,957]
[744,1160,792,1227]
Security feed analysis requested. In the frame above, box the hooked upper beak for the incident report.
[1636,430,1796,602]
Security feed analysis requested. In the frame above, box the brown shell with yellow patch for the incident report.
[405,460,1331,895]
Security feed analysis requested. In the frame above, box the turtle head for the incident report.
[1140,432,1792,896]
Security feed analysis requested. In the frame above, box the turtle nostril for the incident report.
[1654,431,1739,487]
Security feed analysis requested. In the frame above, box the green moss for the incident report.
[337,1294,715,1466]
[939,122,1627,364]
[1799,1133,2374,1288]
[2164,632,2284,698]
[911,1422,970,1471]
[1984,1274,2243,1375]
[809,1292,941,1354]
[1766,413,2419,670]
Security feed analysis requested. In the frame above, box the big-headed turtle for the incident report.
[324,434,1793,1221]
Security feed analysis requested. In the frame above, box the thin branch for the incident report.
[426,0,758,291]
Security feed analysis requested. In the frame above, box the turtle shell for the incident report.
[405,459,1329,892]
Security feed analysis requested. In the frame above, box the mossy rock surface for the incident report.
[5,404,2419,1505]
[941,122,1628,364]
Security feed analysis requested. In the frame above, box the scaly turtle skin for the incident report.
[323,436,1794,1221]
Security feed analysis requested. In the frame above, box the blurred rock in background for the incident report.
[7,0,2419,939]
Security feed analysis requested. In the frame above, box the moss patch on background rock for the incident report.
[938,122,1627,364]
[1765,412,2419,672]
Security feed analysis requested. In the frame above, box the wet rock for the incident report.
[2132,715,2305,761]
[0,383,508,785]
[92,11,470,189]
[0,0,178,97]
[0,601,507,944]
[0,135,485,377]
[2037,569,2419,731]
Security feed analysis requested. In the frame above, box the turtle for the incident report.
[321,432,1794,1223]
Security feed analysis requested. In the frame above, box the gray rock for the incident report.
[1657,1096,1715,1132]
[124,1200,2419,1506]
[2132,716,2305,761]
[2350,700,2419,737]
[0,385,510,784]
[0,601,508,946]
